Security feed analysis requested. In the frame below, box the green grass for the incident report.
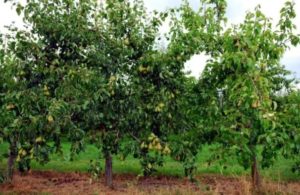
[0,142,299,181]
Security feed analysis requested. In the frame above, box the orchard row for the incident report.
[0,0,299,189]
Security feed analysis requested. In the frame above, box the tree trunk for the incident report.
[251,155,261,190]
[7,142,17,181]
[105,153,113,188]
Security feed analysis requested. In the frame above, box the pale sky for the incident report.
[0,0,299,78]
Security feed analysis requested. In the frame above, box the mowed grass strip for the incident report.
[0,142,299,181]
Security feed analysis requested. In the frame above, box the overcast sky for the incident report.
[0,0,299,78]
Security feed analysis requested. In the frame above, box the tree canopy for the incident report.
[0,0,299,190]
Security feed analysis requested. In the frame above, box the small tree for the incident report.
[201,1,300,189]
[164,0,227,179]
[1,0,167,187]
[79,0,165,187]
[0,0,98,180]
[120,0,228,180]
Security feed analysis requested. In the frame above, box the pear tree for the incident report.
[201,1,300,189]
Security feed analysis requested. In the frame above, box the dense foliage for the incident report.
[277,90,300,174]
[0,0,299,190]
[198,1,300,188]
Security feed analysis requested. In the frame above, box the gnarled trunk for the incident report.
[251,155,261,190]
[105,153,113,188]
[7,142,17,181]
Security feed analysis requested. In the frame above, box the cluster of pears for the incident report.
[154,102,165,113]
[108,75,116,96]
[16,136,45,162]
[138,65,150,74]
[140,133,171,155]
[43,85,50,96]
[16,148,33,162]
[168,92,175,99]
[18,70,26,77]
[16,149,26,162]
[251,98,261,109]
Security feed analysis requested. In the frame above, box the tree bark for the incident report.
[105,153,113,188]
[7,142,17,182]
[251,155,261,190]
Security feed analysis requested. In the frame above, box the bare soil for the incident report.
[0,171,299,195]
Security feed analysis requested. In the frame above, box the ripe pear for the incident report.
[47,115,54,123]
[6,104,15,110]
[158,102,165,108]
[35,136,45,143]
[109,75,116,82]
[124,38,130,46]
[44,91,50,96]
[140,142,146,149]
[156,143,162,151]
[251,100,260,108]
[163,146,171,155]
[148,143,153,150]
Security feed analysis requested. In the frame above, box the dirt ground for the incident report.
[0,171,299,195]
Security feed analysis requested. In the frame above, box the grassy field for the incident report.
[0,142,299,181]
